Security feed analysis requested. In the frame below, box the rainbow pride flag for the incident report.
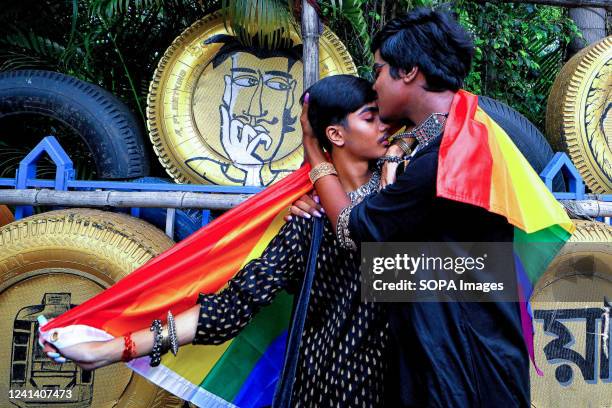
[38,89,573,407]
[38,165,313,407]
[438,90,575,374]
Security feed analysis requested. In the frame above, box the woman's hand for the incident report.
[41,338,119,370]
[283,191,324,221]
[38,315,121,370]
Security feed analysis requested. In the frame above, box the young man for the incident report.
[300,9,532,407]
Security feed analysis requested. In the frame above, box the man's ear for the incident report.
[401,66,419,84]
[326,125,345,148]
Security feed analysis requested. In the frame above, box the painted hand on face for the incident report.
[220,104,272,168]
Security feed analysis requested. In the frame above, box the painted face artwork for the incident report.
[191,48,303,186]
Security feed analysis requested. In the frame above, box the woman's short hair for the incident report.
[300,75,376,152]
[371,8,474,92]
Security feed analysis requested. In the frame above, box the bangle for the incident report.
[376,155,404,168]
[149,319,163,367]
[121,333,136,362]
[394,138,413,155]
[167,311,179,356]
[309,162,337,184]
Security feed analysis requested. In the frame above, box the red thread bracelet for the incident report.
[121,333,136,362]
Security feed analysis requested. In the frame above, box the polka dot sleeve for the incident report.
[192,218,312,345]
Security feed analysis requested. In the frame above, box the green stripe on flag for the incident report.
[514,224,572,285]
[200,292,293,400]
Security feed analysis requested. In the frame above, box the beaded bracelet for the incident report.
[149,319,163,367]
[376,155,405,168]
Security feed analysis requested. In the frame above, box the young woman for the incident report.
[41,74,393,407]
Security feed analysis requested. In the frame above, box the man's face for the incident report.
[222,52,299,162]
[372,51,408,124]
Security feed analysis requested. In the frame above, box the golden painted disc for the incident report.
[530,220,612,407]
[148,11,357,186]
[546,36,612,193]
[0,209,184,408]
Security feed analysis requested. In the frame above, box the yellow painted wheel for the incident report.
[530,220,612,407]
[0,209,184,408]
[148,11,356,186]
[546,36,612,193]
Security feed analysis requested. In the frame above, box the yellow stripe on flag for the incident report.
[475,108,575,235]
[160,341,233,385]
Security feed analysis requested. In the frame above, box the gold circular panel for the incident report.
[530,220,612,407]
[0,209,183,408]
[148,11,357,186]
[546,36,612,193]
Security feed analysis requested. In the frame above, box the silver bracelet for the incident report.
[167,310,179,356]
[376,155,404,168]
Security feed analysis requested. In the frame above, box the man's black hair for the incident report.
[299,75,376,152]
[371,8,474,92]
[206,34,303,70]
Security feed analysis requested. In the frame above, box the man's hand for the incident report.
[283,191,324,221]
[380,144,405,188]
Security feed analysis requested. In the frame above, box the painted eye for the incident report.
[265,78,290,90]
[233,75,258,87]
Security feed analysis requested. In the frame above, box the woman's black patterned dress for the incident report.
[192,172,389,407]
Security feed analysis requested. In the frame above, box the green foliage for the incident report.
[320,0,373,68]
[220,0,297,49]
[0,0,213,178]
[454,1,580,127]
[321,0,440,77]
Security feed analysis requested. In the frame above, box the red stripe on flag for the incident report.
[437,90,493,210]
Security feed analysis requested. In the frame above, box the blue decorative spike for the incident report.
[14,136,75,219]
[540,152,585,200]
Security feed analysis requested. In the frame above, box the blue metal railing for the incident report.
[0,135,610,238]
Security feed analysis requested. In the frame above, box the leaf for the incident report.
[221,0,296,49]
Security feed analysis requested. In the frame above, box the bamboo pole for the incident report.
[560,200,612,219]
[2,189,611,217]
[302,0,321,89]
[0,189,251,210]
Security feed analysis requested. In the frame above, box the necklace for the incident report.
[391,112,448,148]
[347,170,380,204]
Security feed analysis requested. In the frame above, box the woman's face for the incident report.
[340,101,389,161]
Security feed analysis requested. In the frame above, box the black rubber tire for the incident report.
[0,70,149,179]
[126,177,204,241]
[478,96,565,192]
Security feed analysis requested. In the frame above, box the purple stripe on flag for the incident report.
[514,252,542,376]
